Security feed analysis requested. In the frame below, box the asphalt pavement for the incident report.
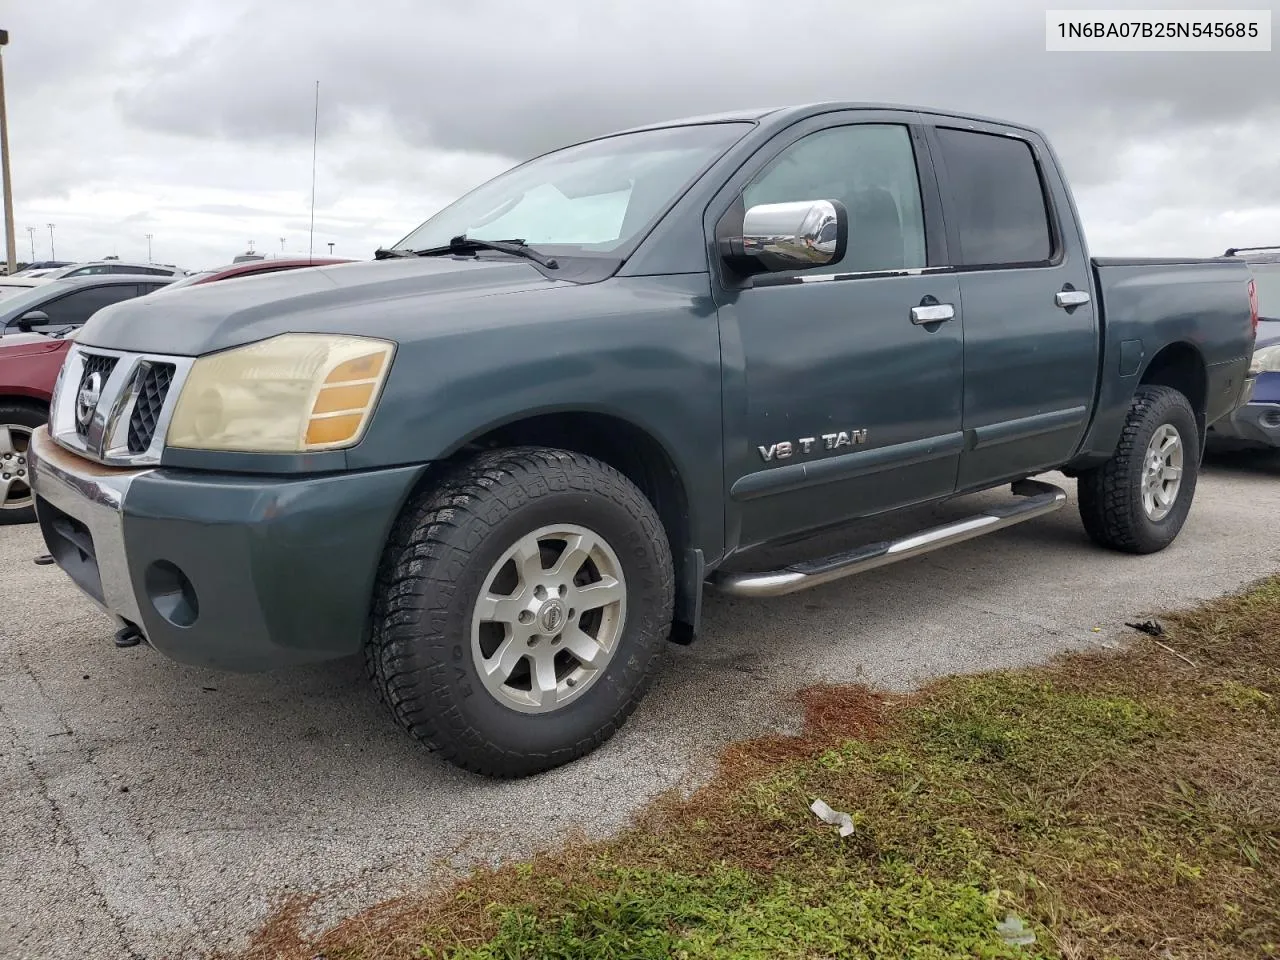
[2,454,1278,959]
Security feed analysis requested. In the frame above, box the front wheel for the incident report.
[367,447,674,778]
[1077,385,1200,554]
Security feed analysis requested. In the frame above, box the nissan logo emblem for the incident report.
[76,372,103,429]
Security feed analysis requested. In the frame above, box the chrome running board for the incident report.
[709,479,1068,598]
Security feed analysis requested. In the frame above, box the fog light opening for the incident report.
[144,560,199,628]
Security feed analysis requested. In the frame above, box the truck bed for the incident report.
[1071,256,1255,468]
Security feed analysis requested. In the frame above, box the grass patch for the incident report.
[231,577,1280,960]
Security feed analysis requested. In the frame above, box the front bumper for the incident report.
[29,428,425,671]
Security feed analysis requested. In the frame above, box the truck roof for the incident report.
[611,101,1045,138]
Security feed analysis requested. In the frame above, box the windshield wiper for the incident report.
[377,236,559,269]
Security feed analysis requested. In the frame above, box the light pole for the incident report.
[0,29,17,275]
[47,223,54,260]
[279,237,286,253]
[26,225,34,260]
[327,242,334,255]
[145,233,153,262]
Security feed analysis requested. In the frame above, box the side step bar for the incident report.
[709,478,1068,598]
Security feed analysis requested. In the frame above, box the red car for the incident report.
[0,257,352,523]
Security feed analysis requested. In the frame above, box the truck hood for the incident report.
[75,256,566,356]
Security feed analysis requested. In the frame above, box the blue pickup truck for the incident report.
[29,102,1257,776]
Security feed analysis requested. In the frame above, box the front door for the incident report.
[713,117,965,550]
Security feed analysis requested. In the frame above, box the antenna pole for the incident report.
[309,80,319,260]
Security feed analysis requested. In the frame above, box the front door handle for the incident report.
[1055,289,1091,308]
[911,303,955,324]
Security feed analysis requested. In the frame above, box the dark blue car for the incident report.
[1209,248,1280,450]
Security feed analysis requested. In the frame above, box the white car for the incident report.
[0,277,45,299]
[24,261,188,283]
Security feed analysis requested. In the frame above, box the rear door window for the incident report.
[934,127,1053,266]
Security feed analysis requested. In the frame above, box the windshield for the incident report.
[392,123,750,257]
[1251,263,1280,319]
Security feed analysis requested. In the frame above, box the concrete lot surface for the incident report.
[2,455,1278,959]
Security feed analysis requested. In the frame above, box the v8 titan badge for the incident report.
[758,429,868,462]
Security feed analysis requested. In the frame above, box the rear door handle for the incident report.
[911,303,955,324]
[1055,289,1091,308]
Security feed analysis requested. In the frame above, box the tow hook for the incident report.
[114,623,144,648]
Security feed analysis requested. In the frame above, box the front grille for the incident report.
[51,345,192,465]
[74,354,118,437]
[126,363,175,453]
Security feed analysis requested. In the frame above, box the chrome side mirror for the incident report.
[722,199,847,274]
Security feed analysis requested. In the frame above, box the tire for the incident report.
[367,446,675,778]
[0,402,45,526]
[1077,385,1200,554]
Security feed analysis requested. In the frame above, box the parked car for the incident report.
[1,261,350,523]
[0,275,175,338]
[10,260,73,276]
[1207,246,1280,450]
[28,260,187,283]
[0,275,175,523]
[160,256,353,290]
[29,102,1257,777]
[0,277,45,297]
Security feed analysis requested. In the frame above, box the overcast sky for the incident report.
[3,0,1277,269]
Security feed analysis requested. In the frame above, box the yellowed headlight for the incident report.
[167,334,395,453]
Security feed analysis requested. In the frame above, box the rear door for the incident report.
[926,122,1099,491]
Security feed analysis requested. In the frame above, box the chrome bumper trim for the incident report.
[29,426,150,628]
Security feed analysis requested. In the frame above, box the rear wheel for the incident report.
[367,447,674,777]
[0,402,44,525]
[1077,385,1199,554]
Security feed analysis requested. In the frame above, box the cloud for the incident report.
[3,0,1278,267]
[113,1,1279,158]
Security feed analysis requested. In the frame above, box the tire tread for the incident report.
[1077,385,1198,554]
[366,446,673,778]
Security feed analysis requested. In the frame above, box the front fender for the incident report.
[350,274,726,561]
